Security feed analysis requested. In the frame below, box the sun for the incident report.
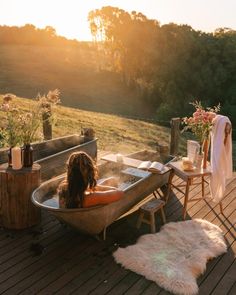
[0,0,100,41]
[49,1,97,41]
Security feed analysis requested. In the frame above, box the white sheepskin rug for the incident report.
[113,219,227,295]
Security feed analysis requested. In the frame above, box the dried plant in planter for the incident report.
[37,89,61,140]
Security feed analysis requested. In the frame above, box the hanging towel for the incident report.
[210,115,233,202]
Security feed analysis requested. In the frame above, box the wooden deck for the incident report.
[0,171,235,294]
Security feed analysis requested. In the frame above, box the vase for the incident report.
[202,138,210,169]
[196,153,204,170]
[22,144,34,167]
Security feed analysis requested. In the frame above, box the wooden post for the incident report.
[170,118,180,155]
[0,163,41,229]
[42,109,52,140]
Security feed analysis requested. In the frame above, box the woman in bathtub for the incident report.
[58,151,123,208]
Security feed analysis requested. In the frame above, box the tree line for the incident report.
[0,24,79,47]
[88,6,236,129]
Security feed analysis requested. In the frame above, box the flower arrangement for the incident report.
[0,94,22,147]
[182,101,220,169]
[18,107,42,145]
[0,94,42,147]
[0,90,60,148]
[0,91,60,167]
[182,101,220,146]
[37,89,61,140]
[37,88,61,113]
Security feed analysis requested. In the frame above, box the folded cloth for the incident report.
[210,115,233,202]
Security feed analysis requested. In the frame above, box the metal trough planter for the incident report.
[36,138,97,181]
[32,151,173,236]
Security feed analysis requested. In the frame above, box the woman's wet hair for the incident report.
[66,151,97,208]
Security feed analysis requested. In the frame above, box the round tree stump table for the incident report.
[0,163,41,229]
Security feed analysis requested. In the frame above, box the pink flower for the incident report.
[182,101,220,143]
[3,93,15,103]
[188,117,194,124]
[203,113,209,121]
[1,103,10,111]
[193,116,200,123]
[207,112,216,121]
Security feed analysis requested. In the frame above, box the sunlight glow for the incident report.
[0,0,236,40]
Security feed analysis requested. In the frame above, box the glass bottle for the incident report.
[22,143,34,167]
[8,146,13,167]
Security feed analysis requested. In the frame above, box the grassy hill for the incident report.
[1,94,235,169]
[0,94,171,154]
[0,44,152,117]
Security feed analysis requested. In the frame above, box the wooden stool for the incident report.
[136,199,166,233]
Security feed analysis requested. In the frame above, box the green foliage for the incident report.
[0,24,78,47]
[222,101,236,133]
[88,7,159,88]
[88,7,236,128]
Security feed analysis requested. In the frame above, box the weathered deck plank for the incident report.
[228,281,236,295]
[210,258,236,295]
[0,170,235,294]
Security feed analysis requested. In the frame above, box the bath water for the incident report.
[42,193,59,208]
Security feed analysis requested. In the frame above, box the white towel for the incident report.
[210,115,233,202]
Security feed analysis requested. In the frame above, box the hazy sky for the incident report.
[0,0,235,40]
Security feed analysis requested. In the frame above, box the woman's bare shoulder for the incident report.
[83,189,124,207]
[58,180,68,193]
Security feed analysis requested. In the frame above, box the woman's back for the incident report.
[58,180,123,208]
[58,151,123,209]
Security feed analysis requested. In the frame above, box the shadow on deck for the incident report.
[0,173,235,294]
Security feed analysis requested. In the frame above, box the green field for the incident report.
[1,94,235,169]
[0,94,173,154]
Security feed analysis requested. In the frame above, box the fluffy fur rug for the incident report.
[113,219,227,295]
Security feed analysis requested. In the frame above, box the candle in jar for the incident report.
[182,157,189,163]
[12,147,22,170]
[182,157,193,171]
[116,153,123,163]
